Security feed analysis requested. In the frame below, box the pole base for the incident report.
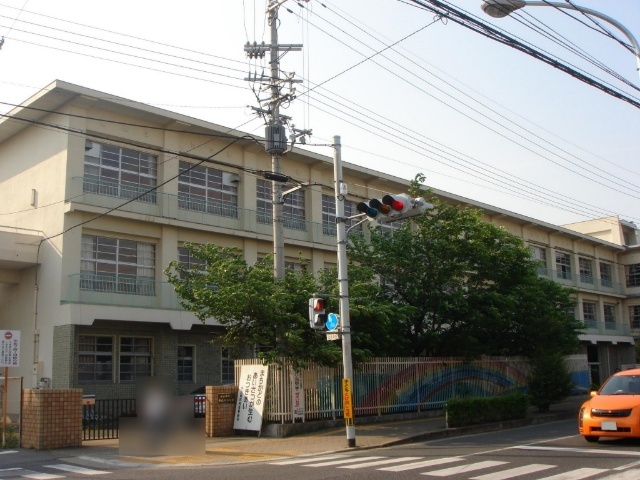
[347,438,356,448]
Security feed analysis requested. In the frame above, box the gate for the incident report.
[82,398,136,440]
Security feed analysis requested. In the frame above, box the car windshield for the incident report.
[599,375,640,395]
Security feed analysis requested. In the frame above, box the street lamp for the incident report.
[481,0,640,79]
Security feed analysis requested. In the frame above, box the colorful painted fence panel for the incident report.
[235,355,589,424]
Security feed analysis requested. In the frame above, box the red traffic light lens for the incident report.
[382,195,405,212]
[314,299,325,311]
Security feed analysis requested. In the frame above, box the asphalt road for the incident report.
[5,419,640,479]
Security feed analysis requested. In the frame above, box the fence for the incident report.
[236,355,589,424]
[82,398,136,440]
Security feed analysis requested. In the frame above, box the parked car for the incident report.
[191,386,206,418]
[579,368,640,442]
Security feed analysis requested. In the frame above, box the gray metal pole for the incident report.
[333,135,356,448]
[269,2,285,280]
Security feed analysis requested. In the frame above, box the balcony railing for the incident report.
[536,268,625,295]
[63,273,184,310]
[580,318,630,336]
[67,177,337,247]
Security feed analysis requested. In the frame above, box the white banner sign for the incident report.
[0,330,20,368]
[291,369,304,423]
[234,364,269,432]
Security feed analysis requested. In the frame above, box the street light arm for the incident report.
[482,1,640,74]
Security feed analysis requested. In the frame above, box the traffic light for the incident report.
[308,297,327,330]
[357,194,433,223]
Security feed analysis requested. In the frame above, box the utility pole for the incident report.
[333,136,356,448]
[245,0,311,279]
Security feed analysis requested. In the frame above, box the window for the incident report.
[579,257,594,284]
[378,218,405,234]
[221,348,234,385]
[119,337,152,382]
[630,306,640,329]
[177,346,194,383]
[582,301,597,328]
[626,264,640,287]
[84,140,157,203]
[178,161,238,218]
[178,246,206,272]
[256,179,306,230]
[556,252,572,280]
[322,194,363,236]
[285,260,307,272]
[599,262,613,288]
[78,336,113,383]
[81,235,155,296]
[604,304,616,330]
[530,245,547,274]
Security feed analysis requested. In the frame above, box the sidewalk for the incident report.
[67,395,587,467]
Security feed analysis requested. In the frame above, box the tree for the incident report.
[527,353,575,412]
[164,244,341,367]
[347,174,582,358]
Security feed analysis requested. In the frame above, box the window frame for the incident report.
[177,345,195,383]
[578,257,594,284]
[555,252,572,280]
[119,337,153,383]
[83,140,157,203]
[81,234,156,296]
[582,301,597,328]
[599,262,613,288]
[256,179,306,230]
[221,348,234,385]
[626,263,640,287]
[321,194,363,236]
[78,335,114,384]
[629,305,640,329]
[178,161,238,218]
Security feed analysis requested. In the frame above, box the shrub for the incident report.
[445,392,529,428]
[528,353,574,413]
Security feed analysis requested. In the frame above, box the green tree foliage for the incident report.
[347,175,582,358]
[164,244,341,367]
[527,353,575,412]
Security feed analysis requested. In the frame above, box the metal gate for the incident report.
[82,398,136,440]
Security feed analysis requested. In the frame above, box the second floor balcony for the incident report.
[68,177,337,247]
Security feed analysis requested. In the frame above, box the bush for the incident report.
[528,354,574,413]
[445,392,529,428]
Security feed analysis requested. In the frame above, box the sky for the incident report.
[1,0,639,228]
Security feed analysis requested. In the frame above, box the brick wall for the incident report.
[21,389,82,450]
[205,385,238,437]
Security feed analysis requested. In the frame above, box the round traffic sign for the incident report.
[4,331,12,340]
[325,313,339,331]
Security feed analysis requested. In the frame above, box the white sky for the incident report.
[1,0,639,227]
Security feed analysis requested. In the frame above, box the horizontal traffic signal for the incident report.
[357,193,433,223]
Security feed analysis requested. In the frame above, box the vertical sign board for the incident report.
[342,378,354,424]
[233,364,269,432]
[0,330,20,368]
[291,368,304,423]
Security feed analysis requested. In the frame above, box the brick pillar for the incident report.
[21,389,82,450]
[205,385,238,437]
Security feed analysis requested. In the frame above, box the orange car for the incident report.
[579,368,640,442]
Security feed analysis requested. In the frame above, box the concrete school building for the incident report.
[0,80,637,398]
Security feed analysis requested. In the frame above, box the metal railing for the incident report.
[82,398,136,440]
[67,177,337,246]
[235,355,590,424]
[580,318,630,336]
[537,268,625,295]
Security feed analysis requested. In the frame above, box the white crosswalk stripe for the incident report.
[270,454,349,465]
[471,463,556,480]
[536,468,609,480]
[303,456,385,467]
[44,464,110,475]
[0,450,19,454]
[421,460,508,476]
[22,473,65,479]
[379,457,465,472]
[597,470,640,479]
[338,457,423,469]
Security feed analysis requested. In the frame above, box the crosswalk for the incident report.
[269,454,636,479]
[0,464,109,479]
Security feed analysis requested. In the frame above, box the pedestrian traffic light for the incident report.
[357,193,433,223]
[308,297,327,330]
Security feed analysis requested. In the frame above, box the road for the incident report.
[4,419,640,479]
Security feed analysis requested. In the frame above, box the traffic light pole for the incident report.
[333,135,356,448]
